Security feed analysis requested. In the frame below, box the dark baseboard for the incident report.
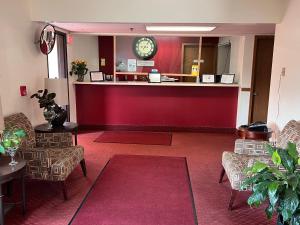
[78,124,236,134]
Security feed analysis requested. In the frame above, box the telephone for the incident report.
[248,121,268,132]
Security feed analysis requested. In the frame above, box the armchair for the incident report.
[4,113,86,200]
[219,120,300,210]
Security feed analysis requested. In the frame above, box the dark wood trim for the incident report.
[78,125,236,134]
[248,35,274,124]
[241,88,251,92]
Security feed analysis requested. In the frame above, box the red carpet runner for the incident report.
[69,155,197,225]
[94,131,172,145]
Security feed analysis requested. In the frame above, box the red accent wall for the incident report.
[98,36,114,74]
[116,36,199,74]
[75,85,239,129]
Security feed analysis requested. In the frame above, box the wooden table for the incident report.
[237,126,272,141]
[0,157,26,225]
[35,122,79,145]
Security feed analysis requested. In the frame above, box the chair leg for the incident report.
[219,167,225,183]
[228,189,238,210]
[60,181,68,200]
[80,159,87,177]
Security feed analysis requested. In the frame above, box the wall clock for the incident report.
[133,37,157,60]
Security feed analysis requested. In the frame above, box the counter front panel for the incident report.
[75,83,239,131]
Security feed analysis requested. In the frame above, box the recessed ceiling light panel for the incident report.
[146,26,216,32]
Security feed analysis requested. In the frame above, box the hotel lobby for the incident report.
[0,0,300,224]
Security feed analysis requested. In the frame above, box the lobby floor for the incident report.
[6,131,274,225]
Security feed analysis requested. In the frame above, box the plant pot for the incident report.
[51,108,68,127]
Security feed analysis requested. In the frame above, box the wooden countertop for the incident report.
[73,81,239,88]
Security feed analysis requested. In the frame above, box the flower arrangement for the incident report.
[0,129,26,165]
[70,59,88,82]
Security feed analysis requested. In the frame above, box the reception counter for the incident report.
[74,81,239,132]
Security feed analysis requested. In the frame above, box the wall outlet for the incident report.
[100,58,106,67]
[281,67,286,77]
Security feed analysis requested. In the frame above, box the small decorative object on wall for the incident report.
[127,59,137,72]
[0,129,26,166]
[39,24,56,55]
[133,37,157,60]
[148,72,161,83]
[202,74,215,83]
[221,74,235,84]
[70,60,89,82]
[137,60,155,67]
[90,71,104,82]
[31,89,67,128]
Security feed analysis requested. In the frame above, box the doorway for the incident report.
[182,44,199,82]
[249,36,274,123]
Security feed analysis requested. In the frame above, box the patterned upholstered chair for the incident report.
[219,120,300,210]
[4,113,87,200]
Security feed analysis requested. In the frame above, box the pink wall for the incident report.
[75,84,238,129]
[116,36,199,74]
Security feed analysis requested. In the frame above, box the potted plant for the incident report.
[31,89,67,128]
[242,142,300,225]
[70,59,88,82]
[0,129,26,165]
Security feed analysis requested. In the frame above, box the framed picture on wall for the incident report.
[90,71,104,82]
[202,74,215,83]
[221,74,235,84]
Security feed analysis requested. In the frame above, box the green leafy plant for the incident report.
[242,142,300,225]
[0,129,26,154]
[30,89,56,111]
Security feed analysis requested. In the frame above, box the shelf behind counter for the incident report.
[73,81,239,88]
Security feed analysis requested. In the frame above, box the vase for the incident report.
[51,107,68,127]
[43,108,56,129]
[77,74,85,82]
[6,147,18,166]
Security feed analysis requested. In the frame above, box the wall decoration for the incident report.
[39,24,56,55]
[127,59,137,72]
[133,37,158,60]
[137,60,155,67]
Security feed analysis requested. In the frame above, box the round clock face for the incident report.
[133,37,157,60]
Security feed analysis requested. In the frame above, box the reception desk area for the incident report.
[74,81,239,132]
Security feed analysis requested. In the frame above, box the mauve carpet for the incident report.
[70,155,197,225]
[5,132,275,225]
[94,131,172,145]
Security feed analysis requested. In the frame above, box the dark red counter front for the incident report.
[75,84,239,131]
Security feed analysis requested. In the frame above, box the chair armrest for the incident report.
[35,132,73,148]
[234,139,269,156]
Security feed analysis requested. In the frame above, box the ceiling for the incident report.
[52,22,276,36]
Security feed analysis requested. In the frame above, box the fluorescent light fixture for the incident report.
[146,26,216,32]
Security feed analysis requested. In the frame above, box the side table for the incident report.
[0,157,26,225]
[34,122,79,145]
[237,126,272,141]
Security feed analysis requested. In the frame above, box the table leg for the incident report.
[74,130,78,146]
[21,171,26,215]
[0,184,4,225]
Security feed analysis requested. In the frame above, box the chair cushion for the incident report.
[222,151,270,190]
[49,145,84,181]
